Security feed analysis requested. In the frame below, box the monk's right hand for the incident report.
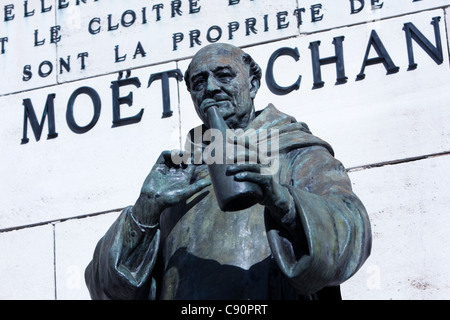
[132,150,211,227]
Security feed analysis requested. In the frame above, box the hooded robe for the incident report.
[85,104,371,300]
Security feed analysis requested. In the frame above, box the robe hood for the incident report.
[184,104,334,163]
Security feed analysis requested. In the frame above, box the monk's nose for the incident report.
[205,77,222,98]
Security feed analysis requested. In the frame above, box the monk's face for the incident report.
[187,44,257,129]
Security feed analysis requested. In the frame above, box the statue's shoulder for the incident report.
[262,104,334,156]
[262,104,312,134]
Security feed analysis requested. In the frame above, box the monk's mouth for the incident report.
[224,113,235,120]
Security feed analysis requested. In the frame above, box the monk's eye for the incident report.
[192,76,207,91]
[215,70,236,84]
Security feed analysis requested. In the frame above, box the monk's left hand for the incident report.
[224,130,296,227]
[227,164,292,217]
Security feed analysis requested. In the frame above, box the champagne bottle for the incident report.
[206,105,262,212]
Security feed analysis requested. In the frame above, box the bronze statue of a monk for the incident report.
[85,43,371,300]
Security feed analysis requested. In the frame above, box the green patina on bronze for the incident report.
[85,43,371,300]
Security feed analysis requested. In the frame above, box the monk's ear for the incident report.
[249,75,260,99]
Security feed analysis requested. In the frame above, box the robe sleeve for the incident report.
[85,206,160,300]
[266,145,372,296]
